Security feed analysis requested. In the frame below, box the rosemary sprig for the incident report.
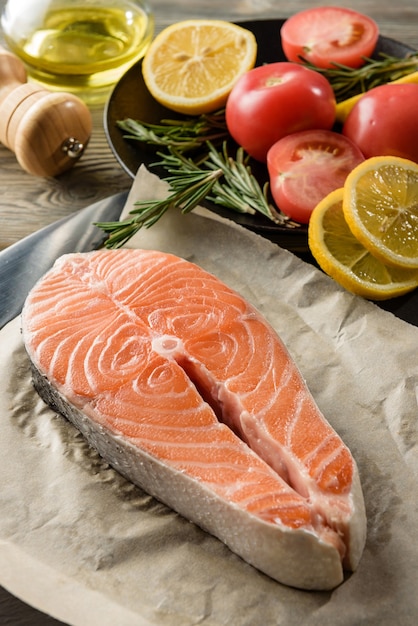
[302,51,418,101]
[204,143,280,221]
[116,109,228,152]
[96,142,295,248]
[96,165,223,248]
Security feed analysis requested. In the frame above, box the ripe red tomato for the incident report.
[267,129,365,224]
[281,6,379,69]
[342,83,418,163]
[225,62,336,162]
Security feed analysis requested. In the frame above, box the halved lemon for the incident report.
[308,188,418,300]
[142,19,257,115]
[342,156,418,269]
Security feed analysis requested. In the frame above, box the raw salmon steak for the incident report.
[21,248,366,590]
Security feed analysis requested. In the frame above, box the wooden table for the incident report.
[0,1,417,624]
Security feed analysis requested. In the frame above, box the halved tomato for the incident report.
[280,7,379,69]
[267,129,365,224]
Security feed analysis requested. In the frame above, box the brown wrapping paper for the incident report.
[1,166,417,625]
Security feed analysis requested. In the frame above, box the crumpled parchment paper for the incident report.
[1,166,417,626]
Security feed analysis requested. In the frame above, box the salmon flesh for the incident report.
[21,249,366,590]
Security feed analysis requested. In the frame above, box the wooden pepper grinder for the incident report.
[0,46,92,177]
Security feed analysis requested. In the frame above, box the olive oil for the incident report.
[1,1,154,104]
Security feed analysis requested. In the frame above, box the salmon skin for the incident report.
[21,249,366,590]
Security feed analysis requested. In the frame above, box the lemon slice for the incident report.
[308,188,418,300]
[342,156,418,269]
[142,19,257,115]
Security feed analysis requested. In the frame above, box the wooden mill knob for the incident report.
[0,46,92,177]
[0,46,27,98]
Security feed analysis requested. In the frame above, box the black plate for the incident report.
[104,19,414,254]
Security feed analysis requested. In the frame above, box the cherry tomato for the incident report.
[280,7,379,69]
[225,62,336,162]
[267,129,365,224]
[342,83,418,163]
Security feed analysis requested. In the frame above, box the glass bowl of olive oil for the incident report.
[1,0,154,104]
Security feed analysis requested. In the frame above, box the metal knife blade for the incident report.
[0,192,128,329]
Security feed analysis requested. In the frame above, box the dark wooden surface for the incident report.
[0,1,417,624]
[0,589,67,626]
